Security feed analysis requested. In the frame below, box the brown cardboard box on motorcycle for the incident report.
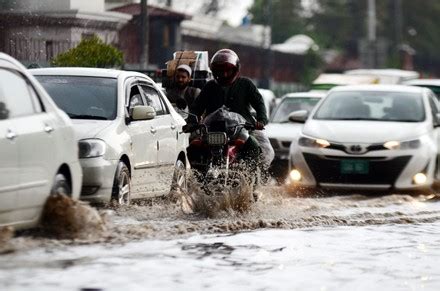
[162,50,211,89]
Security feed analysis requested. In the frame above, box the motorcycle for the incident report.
[181,105,262,215]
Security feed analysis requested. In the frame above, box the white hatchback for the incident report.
[32,68,188,205]
[0,53,82,229]
[287,85,440,193]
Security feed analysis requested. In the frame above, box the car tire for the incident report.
[50,173,71,196]
[111,162,131,206]
[170,159,187,195]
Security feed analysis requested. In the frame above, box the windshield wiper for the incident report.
[67,113,108,120]
[385,119,420,122]
[330,117,366,120]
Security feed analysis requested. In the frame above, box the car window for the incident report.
[314,91,425,122]
[428,93,439,120]
[128,85,144,109]
[140,85,167,116]
[271,97,320,123]
[0,68,39,118]
[0,77,9,120]
[35,75,117,120]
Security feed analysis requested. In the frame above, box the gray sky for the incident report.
[149,0,254,26]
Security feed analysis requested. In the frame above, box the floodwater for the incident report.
[1,187,440,290]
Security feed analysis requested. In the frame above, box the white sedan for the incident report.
[31,68,188,205]
[287,85,440,193]
[0,53,82,229]
[404,79,440,99]
[265,92,324,180]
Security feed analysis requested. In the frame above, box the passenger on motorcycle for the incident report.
[186,49,274,177]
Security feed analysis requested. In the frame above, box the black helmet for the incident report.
[210,49,240,86]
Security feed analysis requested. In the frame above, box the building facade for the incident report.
[0,0,130,66]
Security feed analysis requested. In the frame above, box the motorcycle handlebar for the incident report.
[183,122,262,133]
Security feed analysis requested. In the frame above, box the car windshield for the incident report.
[35,76,117,120]
[271,97,320,123]
[313,91,425,122]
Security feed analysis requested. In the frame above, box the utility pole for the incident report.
[260,0,272,89]
[140,0,149,70]
[394,0,403,67]
[366,0,376,68]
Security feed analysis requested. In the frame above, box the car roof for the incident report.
[30,67,154,82]
[404,79,440,86]
[281,91,326,99]
[344,69,420,84]
[328,84,426,94]
[0,52,27,71]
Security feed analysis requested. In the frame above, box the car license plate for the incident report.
[340,159,369,174]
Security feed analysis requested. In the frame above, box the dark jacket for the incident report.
[189,77,268,125]
[166,86,200,109]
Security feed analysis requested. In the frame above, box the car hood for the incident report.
[303,120,429,143]
[71,119,113,140]
[265,123,303,141]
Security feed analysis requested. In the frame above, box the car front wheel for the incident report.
[50,173,71,196]
[171,159,187,194]
[111,162,131,206]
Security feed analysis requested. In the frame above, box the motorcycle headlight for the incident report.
[383,139,421,150]
[298,136,330,148]
[78,139,106,158]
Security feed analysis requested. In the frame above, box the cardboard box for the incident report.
[174,51,197,60]
[166,59,196,77]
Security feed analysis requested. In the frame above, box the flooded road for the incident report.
[1,187,440,290]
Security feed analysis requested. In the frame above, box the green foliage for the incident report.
[249,0,304,44]
[300,49,324,86]
[249,0,440,75]
[51,36,123,68]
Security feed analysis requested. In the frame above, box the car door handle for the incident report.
[150,127,157,134]
[44,125,54,133]
[171,124,176,130]
[6,130,17,140]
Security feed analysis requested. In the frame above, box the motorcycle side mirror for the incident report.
[176,97,187,110]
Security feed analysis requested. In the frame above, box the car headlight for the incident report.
[383,139,421,150]
[78,139,106,158]
[298,136,330,148]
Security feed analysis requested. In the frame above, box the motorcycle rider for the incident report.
[187,48,274,180]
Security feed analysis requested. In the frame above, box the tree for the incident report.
[52,36,123,68]
[249,0,305,44]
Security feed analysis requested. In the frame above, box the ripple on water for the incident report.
[4,188,440,251]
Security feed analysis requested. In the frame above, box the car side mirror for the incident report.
[132,105,156,121]
[288,110,309,123]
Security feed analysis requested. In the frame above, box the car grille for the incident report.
[269,139,291,150]
[269,138,280,149]
[303,153,412,185]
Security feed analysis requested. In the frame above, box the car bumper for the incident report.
[288,145,436,192]
[79,157,119,203]
[269,157,289,179]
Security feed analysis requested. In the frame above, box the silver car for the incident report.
[32,68,188,205]
[265,92,324,180]
[0,53,82,229]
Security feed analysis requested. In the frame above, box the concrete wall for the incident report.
[0,0,104,12]
[1,26,118,65]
